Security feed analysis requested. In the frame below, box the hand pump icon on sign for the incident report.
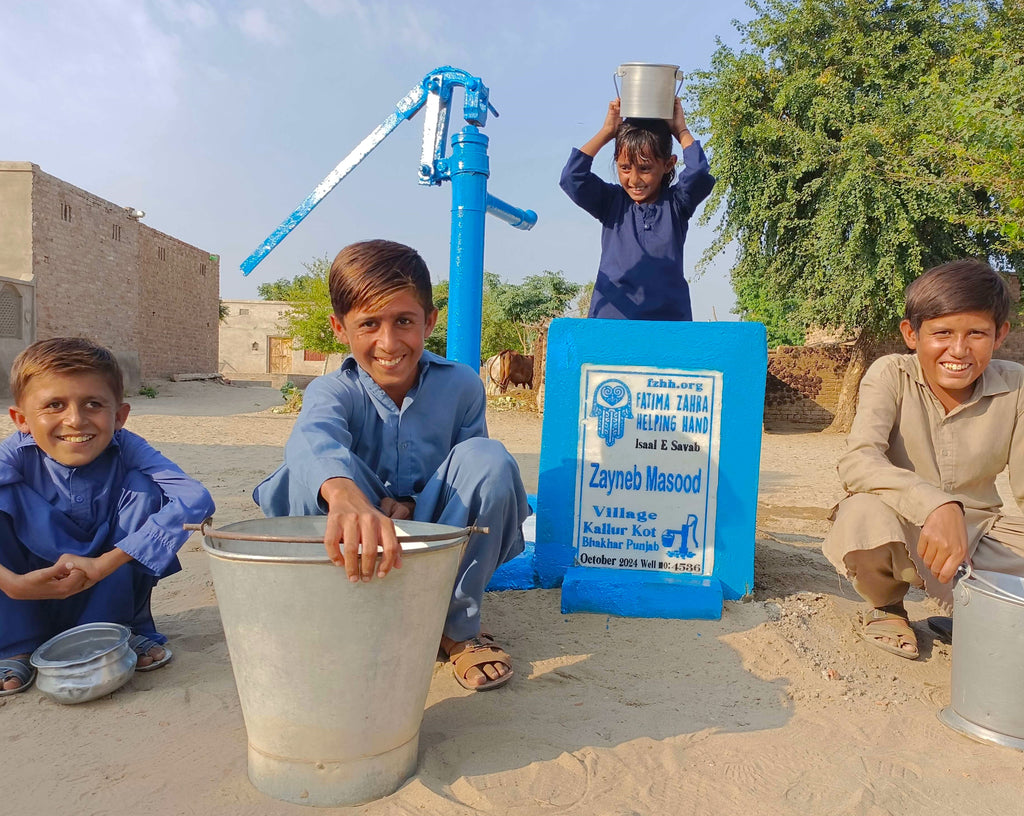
[661,514,699,559]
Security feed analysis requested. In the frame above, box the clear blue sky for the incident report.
[2,0,754,320]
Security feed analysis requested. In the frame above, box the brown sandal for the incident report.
[444,632,513,691]
[859,606,919,660]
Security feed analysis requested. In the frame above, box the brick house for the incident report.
[0,161,220,396]
[218,299,343,387]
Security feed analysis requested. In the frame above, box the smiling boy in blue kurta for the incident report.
[0,338,215,695]
[254,239,530,691]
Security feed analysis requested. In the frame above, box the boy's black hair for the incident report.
[614,118,676,187]
[904,259,1011,331]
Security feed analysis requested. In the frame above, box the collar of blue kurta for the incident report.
[904,352,1011,413]
[339,350,456,410]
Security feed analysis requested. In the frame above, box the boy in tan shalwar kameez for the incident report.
[824,259,1024,659]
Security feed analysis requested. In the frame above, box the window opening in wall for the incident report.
[238,308,250,316]
[112,224,122,241]
[158,246,167,261]
[0,285,23,339]
[61,202,72,222]
[200,263,207,276]
[304,350,327,362]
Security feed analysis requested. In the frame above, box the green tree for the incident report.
[689,0,1021,428]
[480,273,521,361]
[488,270,581,353]
[257,267,324,301]
[260,257,347,370]
[574,282,595,318]
[918,2,1024,254]
[427,275,518,363]
[428,272,580,363]
[267,263,581,368]
[424,279,449,357]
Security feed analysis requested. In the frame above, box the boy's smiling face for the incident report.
[330,288,438,406]
[10,371,129,467]
[900,310,1010,412]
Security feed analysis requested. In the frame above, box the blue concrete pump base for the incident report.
[487,540,538,590]
[561,567,724,620]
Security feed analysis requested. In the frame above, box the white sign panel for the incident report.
[573,365,722,576]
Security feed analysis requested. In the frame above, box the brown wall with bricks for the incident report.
[30,167,144,351]
[136,227,219,377]
[0,162,219,385]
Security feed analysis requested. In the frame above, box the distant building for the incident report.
[219,299,342,387]
[0,161,219,395]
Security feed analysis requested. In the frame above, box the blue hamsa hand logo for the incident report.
[591,379,632,446]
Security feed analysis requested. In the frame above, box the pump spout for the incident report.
[485,194,537,231]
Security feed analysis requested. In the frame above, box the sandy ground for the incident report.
[3,380,1023,815]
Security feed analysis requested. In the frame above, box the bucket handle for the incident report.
[612,71,620,100]
[960,561,1023,603]
[184,518,489,544]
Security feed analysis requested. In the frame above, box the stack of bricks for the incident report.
[763,344,853,431]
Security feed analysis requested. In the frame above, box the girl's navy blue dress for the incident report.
[560,142,715,320]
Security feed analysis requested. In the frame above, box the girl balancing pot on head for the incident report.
[559,96,715,321]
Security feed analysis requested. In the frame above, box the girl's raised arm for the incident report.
[672,99,695,149]
[580,99,623,157]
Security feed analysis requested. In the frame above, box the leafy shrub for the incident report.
[274,381,303,414]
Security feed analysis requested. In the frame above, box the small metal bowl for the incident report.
[30,622,137,704]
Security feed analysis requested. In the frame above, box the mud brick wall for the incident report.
[995,331,1024,365]
[136,227,219,377]
[29,167,219,379]
[32,169,143,351]
[764,345,852,430]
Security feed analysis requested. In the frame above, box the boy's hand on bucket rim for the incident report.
[320,478,403,582]
[918,501,968,584]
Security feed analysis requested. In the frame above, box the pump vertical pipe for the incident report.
[446,125,489,368]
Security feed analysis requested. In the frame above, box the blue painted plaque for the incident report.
[574,365,722,577]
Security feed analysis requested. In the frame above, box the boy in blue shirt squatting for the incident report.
[560,98,715,321]
[0,338,215,695]
[254,240,530,691]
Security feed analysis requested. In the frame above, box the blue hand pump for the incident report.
[240,67,537,369]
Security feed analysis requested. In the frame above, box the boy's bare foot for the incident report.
[859,605,919,659]
[440,633,513,691]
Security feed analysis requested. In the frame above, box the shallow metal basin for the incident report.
[30,622,137,704]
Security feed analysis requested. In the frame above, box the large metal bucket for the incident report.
[615,62,684,120]
[939,568,1024,750]
[202,516,467,806]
